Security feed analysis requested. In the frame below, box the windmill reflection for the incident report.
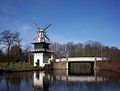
[33,71,50,91]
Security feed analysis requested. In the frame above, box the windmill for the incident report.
[32,22,52,67]
[33,22,52,43]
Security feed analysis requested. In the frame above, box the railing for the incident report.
[55,57,108,62]
[31,49,52,52]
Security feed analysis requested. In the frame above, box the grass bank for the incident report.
[0,62,42,72]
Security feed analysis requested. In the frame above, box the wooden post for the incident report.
[94,57,97,69]
[28,52,31,63]
[66,54,68,70]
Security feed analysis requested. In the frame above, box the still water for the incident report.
[0,70,120,91]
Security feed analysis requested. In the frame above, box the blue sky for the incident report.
[0,0,120,48]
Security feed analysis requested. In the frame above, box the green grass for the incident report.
[0,62,34,70]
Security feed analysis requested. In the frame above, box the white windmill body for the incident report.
[32,23,52,67]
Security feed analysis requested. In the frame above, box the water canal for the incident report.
[0,69,120,91]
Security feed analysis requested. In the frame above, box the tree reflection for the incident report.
[4,73,22,91]
[3,72,33,91]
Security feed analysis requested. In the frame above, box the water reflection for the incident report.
[0,70,120,91]
[0,72,33,91]
[34,70,120,91]
[33,71,50,91]
[33,70,120,91]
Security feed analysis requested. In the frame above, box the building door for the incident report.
[36,59,40,67]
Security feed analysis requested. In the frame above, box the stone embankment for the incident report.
[96,61,120,73]
[51,61,67,70]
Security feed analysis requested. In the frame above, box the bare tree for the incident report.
[0,30,21,59]
[51,41,120,61]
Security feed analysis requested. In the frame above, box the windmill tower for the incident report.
[32,22,52,67]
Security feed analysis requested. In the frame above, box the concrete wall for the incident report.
[34,53,50,67]
[51,61,67,70]
[34,53,45,67]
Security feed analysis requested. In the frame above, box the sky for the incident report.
[0,0,120,48]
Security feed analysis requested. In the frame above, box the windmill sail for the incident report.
[44,24,52,31]
[33,22,52,43]
[45,34,50,42]
[34,22,41,31]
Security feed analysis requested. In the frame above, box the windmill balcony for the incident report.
[31,48,52,53]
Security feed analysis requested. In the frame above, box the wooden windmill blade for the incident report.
[33,33,39,40]
[33,22,41,31]
[44,34,51,42]
[44,24,52,31]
